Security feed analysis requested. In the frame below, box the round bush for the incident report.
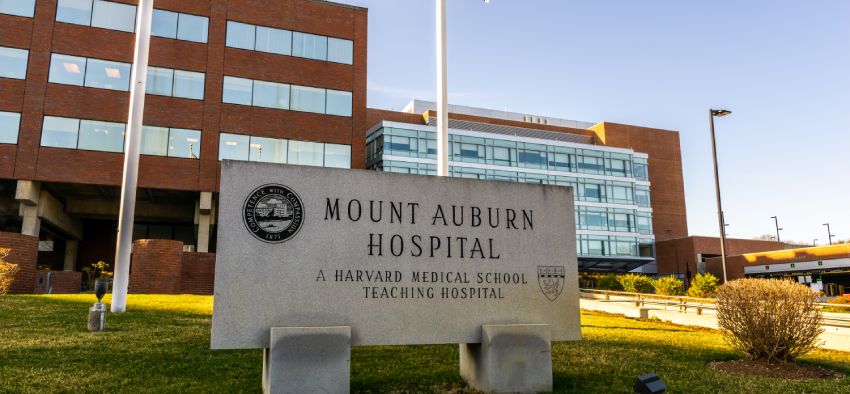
[716,278,823,362]
[653,275,684,296]
[687,273,720,298]
[594,273,623,291]
[617,273,654,294]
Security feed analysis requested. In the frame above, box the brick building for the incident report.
[0,0,690,293]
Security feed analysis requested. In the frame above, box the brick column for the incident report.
[0,231,38,294]
[181,252,216,295]
[129,239,184,294]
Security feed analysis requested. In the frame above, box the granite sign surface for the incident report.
[211,161,581,349]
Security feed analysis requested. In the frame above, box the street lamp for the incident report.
[824,223,835,245]
[770,216,782,242]
[435,0,490,177]
[709,109,731,283]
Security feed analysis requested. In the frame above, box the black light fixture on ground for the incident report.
[770,216,782,242]
[709,108,731,283]
[824,223,835,245]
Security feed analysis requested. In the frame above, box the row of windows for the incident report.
[578,235,654,258]
[147,66,205,100]
[226,21,353,65]
[0,0,35,18]
[49,53,131,91]
[41,116,200,157]
[0,46,28,80]
[576,206,653,235]
[219,133,350,169]
[0,111,20,144]
[56,0,209,43]
[373,160,651,207]
[37,116,352,168]
[223,76,352,117]
[368,127,649,181]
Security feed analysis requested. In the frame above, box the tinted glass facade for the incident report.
[367,122,655,265]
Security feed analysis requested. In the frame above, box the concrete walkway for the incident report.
[580,294,850,353]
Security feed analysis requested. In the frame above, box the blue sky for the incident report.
[342,0,850,244]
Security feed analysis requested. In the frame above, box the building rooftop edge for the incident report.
[309,0,368,12]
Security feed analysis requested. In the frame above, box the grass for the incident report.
[1,295,849,393]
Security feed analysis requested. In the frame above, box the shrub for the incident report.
[687,273,720,298]
[617,273,654,294]
[823,296,850,313]
[716,278,823,362]
[595,273,623,291]
[0,248,18,295]
[653,275,684,296]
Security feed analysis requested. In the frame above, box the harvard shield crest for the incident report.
[537,266,565,301]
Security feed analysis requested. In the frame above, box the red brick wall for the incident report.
[129,239,184,294]
[34,270,82,294]
[656,236,788,277]
[181,252,216,295]
[1,0,367,189]
[0,231,38,294]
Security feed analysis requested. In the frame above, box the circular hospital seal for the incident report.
[242,184,304,243]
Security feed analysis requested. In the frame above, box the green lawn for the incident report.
[1,295,849,393]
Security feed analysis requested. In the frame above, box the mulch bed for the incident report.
[709,359,844,380]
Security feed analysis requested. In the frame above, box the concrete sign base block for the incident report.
[459,324,552,393]
[263,326,351,394]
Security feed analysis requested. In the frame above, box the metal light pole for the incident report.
[824,223,834,245]
[709,109,731,283]
[770,216,782,242]
[111,0,154,313]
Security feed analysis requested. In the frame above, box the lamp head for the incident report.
[711,109,732,117]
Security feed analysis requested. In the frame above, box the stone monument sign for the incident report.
[211,161,581,392]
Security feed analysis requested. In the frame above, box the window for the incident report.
[325,90,351,116]
[0,0,36,17]
[292,32,327,61]
[256,26,292,55]
[49,54,131,91]
[141,126,169,156]
[151,9,178,39]
[327,37,353,64]
[77,119,124,152]
[151,10,209,43]
[222,76,253,105]
[146,67,173,96]
[518,149,546,169]
[577,153,604,174]
[168,128,200,158]
[580,181,604,202]
[0,111,20,144]
[290,85,325,114]
[635,185,650,207]
[637,213,652,235]
[288,140,324,166]
[248,136,286,163]
[58,0,136,32]
[48,54,86,86]
[57,0,93,25]
[172,70,205,100]
[607,181,634,205]
[324,144,350,168]
[492,146,512,166]
[0,46,28,79]
[176,13,208,43]
[252,80,290,110]
[84,58,130,91]
[633,157,649,181]
[226,21,255,50]
[219,133,250,160]
[41,116,80,148]
[91,0,135,32]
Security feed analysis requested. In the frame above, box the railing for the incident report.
[579,288,850,328]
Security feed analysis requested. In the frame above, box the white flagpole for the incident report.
[111,0,154,313]
[436,0,449,177]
